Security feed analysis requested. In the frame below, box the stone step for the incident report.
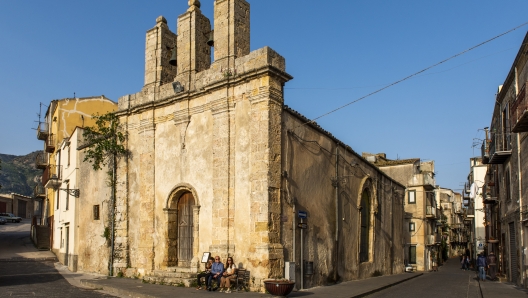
[165,266,196,273]
[149,271,195,279]
[143,275,195,287]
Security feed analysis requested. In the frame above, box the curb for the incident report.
[81,279,158,298]
[350,273,424,298]
[0,257,58,262]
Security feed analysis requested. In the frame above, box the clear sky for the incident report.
[1,0,527,192]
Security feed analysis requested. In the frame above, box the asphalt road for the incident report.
[367,258,482,298]
[0,219,117,297]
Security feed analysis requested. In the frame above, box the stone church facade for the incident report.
[103,0,405,289]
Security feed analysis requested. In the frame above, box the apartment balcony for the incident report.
[511,82,528,132]
[45,134,55,153]
[483,194,498,204]
[42,164,62,189]
[35,152,48,169]
[454,202,462,214]
[435,234,442,244]
[426,206,437,219]
[464,207,475,220]
[487,132,511,164]
[426,235,436,246]
[37,122,49,141]
[34,184,45,199]
[481,140,490,164]
[408,172,435,189]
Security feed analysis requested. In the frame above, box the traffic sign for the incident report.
[298,211,307,218]
[297,223,308,229]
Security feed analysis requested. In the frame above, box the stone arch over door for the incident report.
[356,178,376,263]
[164,184,200,268]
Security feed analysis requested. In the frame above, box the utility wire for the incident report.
[294,21,528,130]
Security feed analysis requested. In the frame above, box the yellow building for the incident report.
[36,96,116,252]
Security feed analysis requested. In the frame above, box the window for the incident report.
[67,144,71,167]
[409,246,417,264]
[409,222,415,231]
[56,189,60,210]
[505,168,511,201]
[408,190,416,204]
[93,205,100,220]
[360,189,371,263]
[65,183,70,211]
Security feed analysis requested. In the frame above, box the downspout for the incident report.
[517,133,523,285]
[110,152,116,276]
[334,146,339,282]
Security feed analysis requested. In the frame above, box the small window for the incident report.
[409,222,415,231]
[408,190,416,204]
[56,190,60,210]
[93,205,100,220]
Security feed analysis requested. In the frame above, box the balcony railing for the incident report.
[464,207,475,220]
[511,82,528,132]
[34,184,45,198]
[35,152,48,169]
[408,172,435,189]
[488,132,512,164]
[45,134,55,153]
[426,206,437,218]
[481,140,490,164]
[454,202,462,214]
[37,122,49,141]
[42,164,62,188]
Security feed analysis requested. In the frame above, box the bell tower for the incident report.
[144,16,178,88]
[213,0,250,68]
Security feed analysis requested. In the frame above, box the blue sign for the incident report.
[298,211,307,218]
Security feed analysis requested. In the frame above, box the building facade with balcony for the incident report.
[35,96,117,252]
[364,153,440,271]
[480,32,528,286]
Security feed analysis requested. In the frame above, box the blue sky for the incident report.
[0,0,527,192]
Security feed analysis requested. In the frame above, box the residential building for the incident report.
[81,0,408,290]
[363,153,440,271]
[449,192,468,257]
[480,32,528,286]
[35,96,117,252]
[0,193,34,218]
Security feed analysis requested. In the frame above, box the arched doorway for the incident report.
[359,189,370,263]
[176,192,195,266]
[167,191,195,267]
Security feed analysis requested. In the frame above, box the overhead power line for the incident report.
[294,21,528,130]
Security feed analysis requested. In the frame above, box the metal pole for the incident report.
[300,217,304,290]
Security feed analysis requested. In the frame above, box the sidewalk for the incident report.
[79,271,423,298]
[479,277,528,298]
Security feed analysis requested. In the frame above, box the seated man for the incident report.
[208,255,224,291]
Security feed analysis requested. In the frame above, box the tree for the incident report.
[82,112,127,276]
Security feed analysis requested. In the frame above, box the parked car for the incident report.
[0,213,21,223]
[0,217,6,225]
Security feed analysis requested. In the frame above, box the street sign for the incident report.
[297,223,308,229]
[298,211,307,218]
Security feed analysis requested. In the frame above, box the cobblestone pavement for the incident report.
[368,259,481,298]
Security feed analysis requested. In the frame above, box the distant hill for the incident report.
[0,151,42,197]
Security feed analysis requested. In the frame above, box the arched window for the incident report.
[360,189,370,263]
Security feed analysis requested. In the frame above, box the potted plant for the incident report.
[263,276,295,297]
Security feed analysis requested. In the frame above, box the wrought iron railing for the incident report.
[510,82,527,131]
[42,164,62,186]
[37,122,49,140]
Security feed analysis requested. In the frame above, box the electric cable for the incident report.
[293,22,528,130]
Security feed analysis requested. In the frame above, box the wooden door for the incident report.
[177,192,194,265]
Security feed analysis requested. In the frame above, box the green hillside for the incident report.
[0,151,42,197]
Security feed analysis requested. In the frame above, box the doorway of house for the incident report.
[177,192,194,267]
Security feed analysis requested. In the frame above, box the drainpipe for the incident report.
[334,146,339,282]
[517,134,524,285]
[110,153,116,276]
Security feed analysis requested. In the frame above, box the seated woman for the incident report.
[219,257,237,293]
[196,256,214,290]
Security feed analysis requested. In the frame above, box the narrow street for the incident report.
[368,258,481,298]
[0,219,116,297]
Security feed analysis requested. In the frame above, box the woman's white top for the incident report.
[226,264,236,275]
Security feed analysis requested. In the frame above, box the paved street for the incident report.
[0,219,116,297]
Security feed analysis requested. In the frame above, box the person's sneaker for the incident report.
[219,288,225,293]
[225,289,231,293]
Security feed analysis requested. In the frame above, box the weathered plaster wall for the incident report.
[280,110,405,287]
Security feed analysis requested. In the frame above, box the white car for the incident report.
[0,213,21,223]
